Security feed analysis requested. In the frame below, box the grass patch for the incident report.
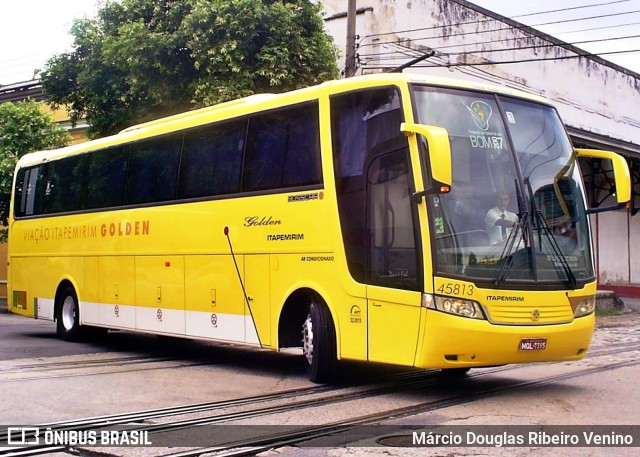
[596,309,624,317]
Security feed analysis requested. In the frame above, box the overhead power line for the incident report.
[360,48,640,70]
[551,20,640,36]
[359,32,640,61]
[528,7,640,28]
[358,5,640,48]
[510,0,632,19]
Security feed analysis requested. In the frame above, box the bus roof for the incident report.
[16,73,549,169]
[118,93,278,134]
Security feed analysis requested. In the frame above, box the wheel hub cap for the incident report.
[302,314,314,364]
[61,297,75,330]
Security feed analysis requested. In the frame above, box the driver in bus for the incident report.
[485,192,518,245]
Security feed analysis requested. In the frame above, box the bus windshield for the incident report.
[412,85,594,286]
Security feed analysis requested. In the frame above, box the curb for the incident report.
[596,290,625,314]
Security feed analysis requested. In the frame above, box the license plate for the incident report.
[519,338,547,351]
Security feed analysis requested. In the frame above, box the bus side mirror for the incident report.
[576,148,631,212]
[400,123,452,200]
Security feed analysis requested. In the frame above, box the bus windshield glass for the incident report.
[412,85,594,286]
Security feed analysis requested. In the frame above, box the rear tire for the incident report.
[301,300,338,383]
[56,286,82,342]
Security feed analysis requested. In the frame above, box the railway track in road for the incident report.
[0,368,445,443]
[0,355,194,383]
[160,356,640,457]
[0,366,506,457]
[2,342,640,457]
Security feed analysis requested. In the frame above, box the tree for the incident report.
[0,100,71,238]
[41,0,339,137]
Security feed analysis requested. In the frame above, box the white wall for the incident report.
[595,211,630,286]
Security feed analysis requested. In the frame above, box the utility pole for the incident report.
[344,0,357,77]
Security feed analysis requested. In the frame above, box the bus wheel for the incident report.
[301,300,337,383]
[56,287,82,342]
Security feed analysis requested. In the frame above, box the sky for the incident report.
[0,0,639,85]
[0,0,99,85]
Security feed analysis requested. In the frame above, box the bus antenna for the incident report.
[385,50,436,73]
[224,226,262,347]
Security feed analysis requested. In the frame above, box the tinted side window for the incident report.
[85,147,129,209]
[242,102,321,193]
[14,163,53,217]
[14,168,32,217]
[47,155,87,213]
[14,167,39,217]
[127,136,182,204]
[30,165,49,216]
[178,120,245,199]
[282,104,322,187]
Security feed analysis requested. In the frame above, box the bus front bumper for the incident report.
[414,309,595,369]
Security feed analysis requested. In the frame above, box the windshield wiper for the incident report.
[494,217,523,285]
[495,183,529,285]
[526,180,577,289]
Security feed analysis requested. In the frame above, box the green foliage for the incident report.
[41,0,339,137]
[0,100,70,237]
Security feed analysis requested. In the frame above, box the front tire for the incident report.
[301,300,338,383]
[56,287,82,342]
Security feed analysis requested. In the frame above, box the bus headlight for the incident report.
[574,297,596,317]
[423,294,485,320]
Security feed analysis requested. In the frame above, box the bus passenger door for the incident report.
[366,150,422,366]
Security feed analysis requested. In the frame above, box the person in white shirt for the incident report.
[484,192,518,245]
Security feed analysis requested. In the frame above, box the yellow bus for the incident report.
[8,74,630,382]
